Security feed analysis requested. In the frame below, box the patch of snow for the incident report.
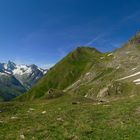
[4,64,8,69]
[13,68,24,75]
[39,68,47,74]
[118,71,140,81]
[133,79,140,82]
[43,70,47,74]
[0,61,47,83]
[132,68,137,71]
[135,82,140,85]
[17,64,28,69]
[4,70,11,74]
[13,65,32,75]
[0,72,8,76]
[24,67,32,74]
[133,79,140,85]
[35,76,40,80]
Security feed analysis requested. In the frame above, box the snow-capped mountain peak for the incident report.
[0,61,48,89]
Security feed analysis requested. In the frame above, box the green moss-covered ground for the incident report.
[1,93,140,140]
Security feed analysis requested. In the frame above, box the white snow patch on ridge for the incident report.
[0,72,8,76]
[133,79,140,82]
[24,67,32,75]
[4,71,11,74]
[132,68,137,71]
[4,64,8,69]
[13,65,33,75]
[0,61,48,78]
[12,65,29,75]
[118,71,140,81]
[133,79,140,85]
[13,67,24,75]
[135,82,140,85]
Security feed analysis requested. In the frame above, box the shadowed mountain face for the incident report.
[18,31,140,101]
[0,61,47,101]
[0,73,26,101]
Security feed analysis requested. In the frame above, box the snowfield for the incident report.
[118,71,140,81]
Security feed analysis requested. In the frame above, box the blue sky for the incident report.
[0,0,140,68]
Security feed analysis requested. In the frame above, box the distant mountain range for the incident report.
[0,61,47,101]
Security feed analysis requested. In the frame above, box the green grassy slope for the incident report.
[1,91,140,139]
[2,32,140,139]
[18,32,140,101]
[18,47,104,100]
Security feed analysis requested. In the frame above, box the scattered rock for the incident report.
[99,100,105,103]
[56,117,64,122]
[27,108,35,113]
[11,116,18,120]
[100,57,104,60]
[85,72,90,76]
[29,108,35,111]
[84,94,88,98]
[42,111,46,114]
[129,95,135,98]
[20,134,25,139]
[44,88,64,99]
[97,82,123,98]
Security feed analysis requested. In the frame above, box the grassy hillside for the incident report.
[2,32,140,139]
[18,47,104,100]
[18,33,140,101]
[1,91,140,139]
